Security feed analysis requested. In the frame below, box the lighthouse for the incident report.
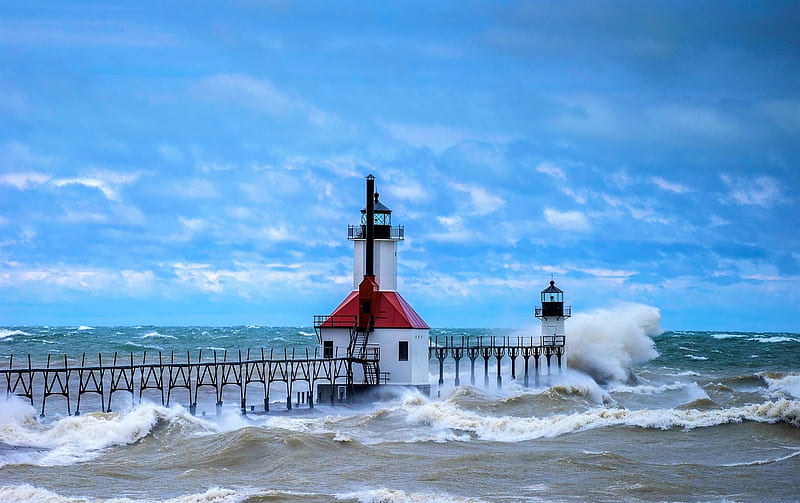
[315,175,430,399]
[534,280,570,374]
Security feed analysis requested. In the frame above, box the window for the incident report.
[323,340,333,359]
[398,341,409,361]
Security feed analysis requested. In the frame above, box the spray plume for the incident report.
[567,303,662,384]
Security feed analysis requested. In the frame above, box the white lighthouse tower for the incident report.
[315,175,430,399]
[535,280,570,374]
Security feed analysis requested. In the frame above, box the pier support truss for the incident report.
[2,348,355,417]
[429,336,565,391]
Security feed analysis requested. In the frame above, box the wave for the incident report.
[763,373,800,399]
[686,355,708,361]
[78,326,94,331]
[710,333,745,339]
[0,329,29,339]
[403,397,800,441]
[335,488,487,503]
[0,484,305,503]
[611,381,692,395]
[565,303,661,384]
[720,450,800,467]
[0,397,214,467]
[141,331,177,339]
[297,331,315,337]
[751,336,800,343]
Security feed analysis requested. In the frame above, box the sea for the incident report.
[0,304,798,503]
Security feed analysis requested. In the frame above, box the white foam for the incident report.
[0,329,30,339]
[402,397,800,441]
[566,303,661,383]
[611,381,690,395]
[764,374,800,399]
[141,331,177,339]
[710,333,745,339]
[0,484,282,503]
[335,488,487,503]
[297,331,315,337]
[721,450,800,467]
[751,336,800,343]
[77,326,94,331]
[0,397,215,466]
[686,355,708,361]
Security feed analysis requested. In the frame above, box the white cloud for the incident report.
[191,73,336,126]
[0,171,51,189]
[535,161,566,181]
[543,207,591,232]
[576,267,638,283]
[382,121,512,154]
[720,174,787,207]
[449,181,505,216]
[649,176,690,194]
[171,179,219,199]
[52,170,142,201]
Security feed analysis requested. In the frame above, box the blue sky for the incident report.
[1,1,798,330]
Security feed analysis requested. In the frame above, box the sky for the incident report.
[1,1,799,331]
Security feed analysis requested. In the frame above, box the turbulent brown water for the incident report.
[1,309,799,502]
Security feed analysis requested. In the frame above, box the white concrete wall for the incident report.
[352,239,398,291]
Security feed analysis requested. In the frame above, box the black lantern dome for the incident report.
[536,280,571,318]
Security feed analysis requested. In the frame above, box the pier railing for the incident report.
[429,335,566,389]
[2,347,363,417]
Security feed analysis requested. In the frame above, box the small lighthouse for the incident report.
[315,175,430,399]
[535,280,570,374]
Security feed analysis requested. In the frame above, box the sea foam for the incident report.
[336,488,487,503]
[0,485,268,503]
[566,303,661,384]
[0,396,215,466]
[403,396,800,441]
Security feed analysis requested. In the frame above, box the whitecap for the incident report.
[335,488,487,503]
[751,336,800,344]
[77,326,94,331]
[0,397,215,467]
[402,396,800,441]
[710,333,745,339]
[0,484,289,503]
[763,374,800,399]
[611,381,690,395]
[0,329,30,339]
[686,355,708,361]
[141,331,177,339]
[297,331,315,337]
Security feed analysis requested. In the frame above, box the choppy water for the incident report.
[1,309,798,503]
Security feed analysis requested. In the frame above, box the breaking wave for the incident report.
[402,396,800,441]
[0,396,214,466]
[566,303,661,384]
[335,488,486,503]
[0,485,296,503]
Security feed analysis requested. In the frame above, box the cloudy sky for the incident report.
[1,1,798,330]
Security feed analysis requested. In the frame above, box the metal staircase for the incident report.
[348,320,383,385]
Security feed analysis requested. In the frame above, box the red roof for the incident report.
[323,290,429,329]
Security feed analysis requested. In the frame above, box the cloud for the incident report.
[535,161,566,181]
[543,207,591,232]
[382,121,512,153]
[649,176,690,194]
[52,170,142,201]
[0,172,51,190]
[720,174,787,207]
[191,74,336,126]
[449,181,505,215]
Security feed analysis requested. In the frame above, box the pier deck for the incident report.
[3,336,564,416]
